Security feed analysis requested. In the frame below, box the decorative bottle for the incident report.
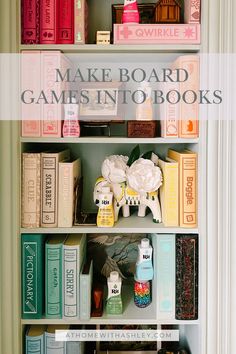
[106,271,123,315]
[63,97,80,137]
[122,0,140,24]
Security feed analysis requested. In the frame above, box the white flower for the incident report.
[127,158,162,193]
[102,155,129,184]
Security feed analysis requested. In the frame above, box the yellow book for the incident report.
[168,149,197,228]
[158,158,179,227]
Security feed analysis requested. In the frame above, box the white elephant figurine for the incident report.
[94,176,162,223]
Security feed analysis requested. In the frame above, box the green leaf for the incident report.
[127,145,140,166]
[142,151,153,160]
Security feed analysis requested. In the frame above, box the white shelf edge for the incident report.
[21,318,200,325]
[20,137,199,144]
[19,44,201,53]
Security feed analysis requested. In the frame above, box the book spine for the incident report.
[79,264,92,320]
[57,0,74,44]
[41,52,62,137]
[159,162,179,226]
[113,24,201,44]
[41,155,57,227]
[176,56,199,138]
[74,0,86,44]
[40,0,57,44]
[22,234,45,319]
[26,333,44,354]
[45,332,65,354]
[176,234,198,320]
[181,155,197,227]
[63,247,78,319]
[184,0,201,24]
[21,0,40,44]
[157,234,175,319]
[45,244,62,318]
[160,80,179,138]
[21,153,41,228]
[58,164,73,228]
[67,342,84,354]
[21,51,41,137]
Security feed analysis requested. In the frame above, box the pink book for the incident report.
[160,73,179,138]
[21,51,41,137]
[172,55,199,138]
[21,0,40,44]
[113,24,200,44]
[41,52,70,137]
[184,0,201,24]
[40,0,57,44]
[74,0,88,44]
[57,0,74,44]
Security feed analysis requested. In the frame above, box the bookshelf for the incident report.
[19,0,204,353]
[1,0,235,353]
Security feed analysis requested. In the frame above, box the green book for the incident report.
[45,235,67,318]
[22,234,46,319]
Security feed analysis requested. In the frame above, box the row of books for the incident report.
[21,149,81,228]
[25,325,85,354]
[22,233,89,320]
[22,0,88,44]
[22,233,198,321]
[21,147,197,229]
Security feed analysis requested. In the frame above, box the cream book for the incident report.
[21,153,41,228]
[58,158,81,228]
[63,234,86,320]
[158,157,179,226]
[168,149,197,228]
[41,149,70,228]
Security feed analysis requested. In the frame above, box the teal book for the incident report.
[45,235,67,318]
[25,325,46,354]
[155,234,175,319]
[22,234,46,319]
[79,259,93,320]
[45,325,69,354]
[67,341,85,354]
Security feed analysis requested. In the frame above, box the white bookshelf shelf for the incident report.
[20,137,199,144]
[19,44,201,53]
[21,214,198,234]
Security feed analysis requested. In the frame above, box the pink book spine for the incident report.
[21,51,41,137]
[41,51,63,137]
[21,0,40,43]
[21,153,41,228]
[184,0,201,24]
[40,0,57,44]
[113,24,200,44]
[57,0,74,44]
[74,0,88,44]
[160,77,179,138]
[173,55,199,138]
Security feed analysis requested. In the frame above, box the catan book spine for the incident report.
[175,234,198,320]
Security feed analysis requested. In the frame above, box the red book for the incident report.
[57,0,74,44]
[40,0,57,44]
[21,0,40,44]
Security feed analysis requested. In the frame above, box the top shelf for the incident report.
[19,44,201,53]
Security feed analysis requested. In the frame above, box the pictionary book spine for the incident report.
[22,234,46,319]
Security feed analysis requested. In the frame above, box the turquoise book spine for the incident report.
[45,242,63,318]
[156,234,175,319]
[26,333,44,354]
[22,234,46,319]
[79,260,93,320]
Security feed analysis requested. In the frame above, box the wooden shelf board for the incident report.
[21,214,198,234]
[20,136,199,144]
[19,44,201,53]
